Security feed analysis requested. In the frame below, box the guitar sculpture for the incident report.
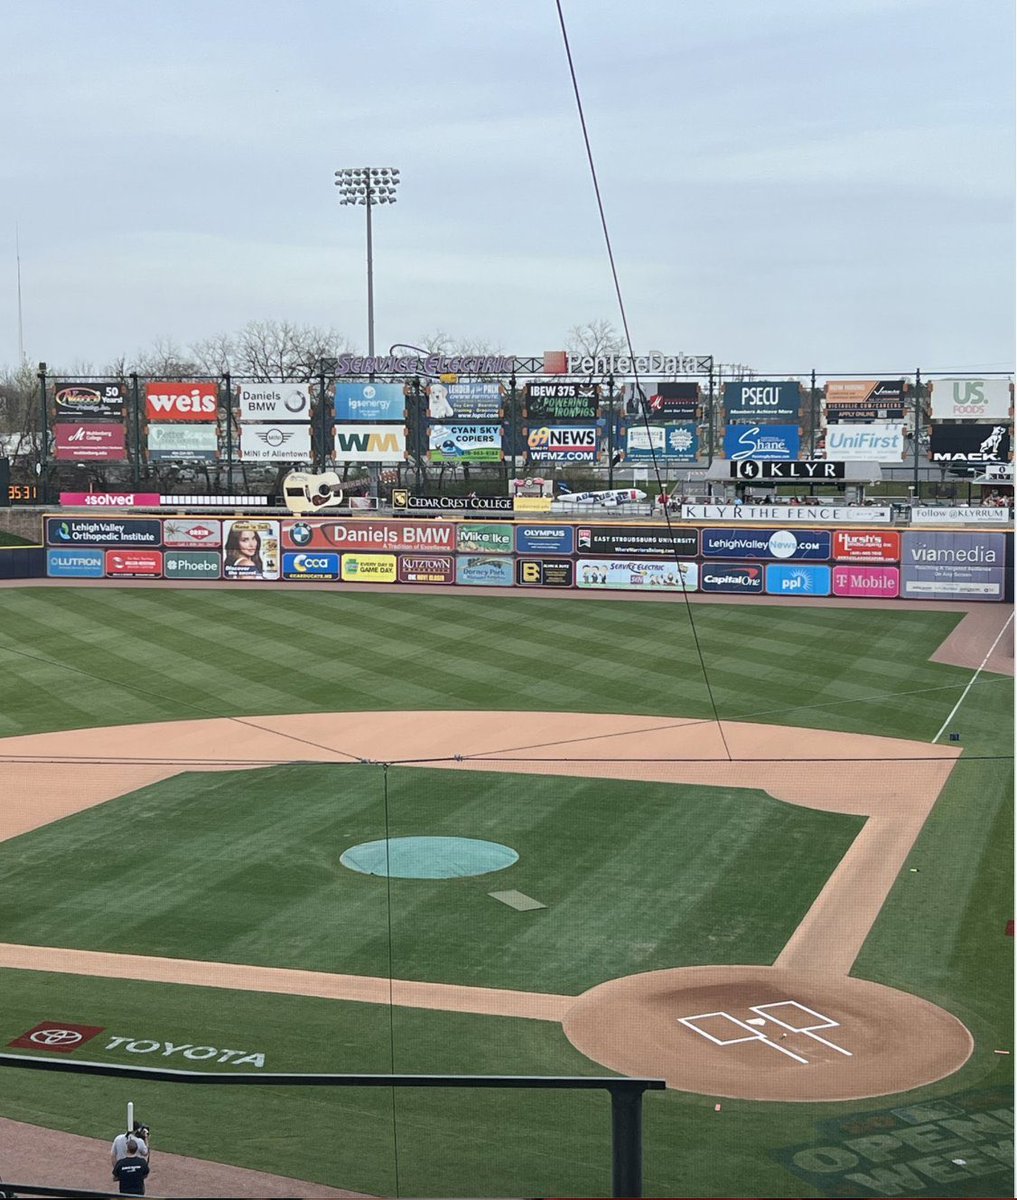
[282,470,345,515]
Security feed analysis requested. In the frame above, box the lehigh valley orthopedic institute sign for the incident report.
[730,460,846,481]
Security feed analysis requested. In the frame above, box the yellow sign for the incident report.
[341,554,397,583]
[439,373,458,384]
[513,497,553,513]
[392,489,409,508]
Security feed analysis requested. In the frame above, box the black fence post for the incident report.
[223,372,233,492]
[318,365,329,473]
[509,371,518,481]
[913,367,922,502]
[130,372,141,487]
[607,372,615,488]
[809,368,817,457]
[37,362,48,503]
[610,1082,645,1198]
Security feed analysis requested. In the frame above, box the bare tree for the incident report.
[415,330,507,356]
[565,319,625,357]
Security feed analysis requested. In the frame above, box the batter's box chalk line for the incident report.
[678,999,852,1064]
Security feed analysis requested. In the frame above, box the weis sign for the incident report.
[144,383,219,421]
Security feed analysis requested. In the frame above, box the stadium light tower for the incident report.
[334,167,400,356]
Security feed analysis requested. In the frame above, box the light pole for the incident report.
[334,167,400,356]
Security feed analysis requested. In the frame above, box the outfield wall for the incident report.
[29,515,1013,602]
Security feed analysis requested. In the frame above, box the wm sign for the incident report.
[334,425,407,462]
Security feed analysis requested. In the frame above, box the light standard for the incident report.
[334,167,400,356]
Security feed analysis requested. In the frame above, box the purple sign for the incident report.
[900,531,1006,601]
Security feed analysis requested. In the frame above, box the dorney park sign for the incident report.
[334,350,712,377]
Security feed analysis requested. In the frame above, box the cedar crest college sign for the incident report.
[731,460,846,481]
[392,491,513,512]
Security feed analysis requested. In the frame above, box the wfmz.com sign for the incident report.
[730,460,845,481]
[526,425,598,462]
[525,382,599,421]
[683,504,892,524]
[335,425,406,462]
[723,381,801,422]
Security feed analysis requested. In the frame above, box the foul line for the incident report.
[932,611,1015,744]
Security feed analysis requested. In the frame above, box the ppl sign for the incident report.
[730,460,845,481]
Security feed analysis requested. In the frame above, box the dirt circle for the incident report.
[561,964,974,1102]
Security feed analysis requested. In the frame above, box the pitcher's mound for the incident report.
[561,965,973,1101]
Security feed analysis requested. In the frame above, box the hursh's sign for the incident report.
[144,383,219,421]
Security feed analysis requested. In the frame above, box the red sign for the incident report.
[832,530,900,563]
[144,382,219,421]
[397,554,456,584]
[55,424,127,461]
[282,519,456,554]
[61,492,160,507]
[8,1021,105,1053]
[832,566,900,598]
[105,549,163,577]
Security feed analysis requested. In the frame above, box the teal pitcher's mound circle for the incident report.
[340,836,519,879]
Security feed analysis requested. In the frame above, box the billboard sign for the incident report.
[162,518,222,548]
[392,492,512,513]
[701,528,831,560]
[282,519,456,554]
[699,564,764,593]
[334,383,406,422]
[900,531,1006,600]
[516,558,574,587]
[222,518,280,580]
[60,492,160,507]
[456,523,513,554]
[105,549,163,578]
[730,460,844,481]
[765,564,832,596]
[832,565,899,598]
[683,504,892,523]
[723,425,800,461]
[164,550,222,580]
[525,381,599,421]
[341,553,397,583]
[526,425,598,462]
[428,424,502,463]
[334,425,406,462]
[147,424,218,461]
[910,506,1011,526]
[456,555,515,586]
[823,424,905,462]
[722,381,801,422]
[576,558,698,591]
[282,551,341,581]
[55,423,127,461]
[46,549,104,578]
[624,423,699,461]
[144,383,218,421]
[929,378,1012,421]
[239,424,312,461]
[236,383,311,421]
[397,555,456,584]
[929,424,1012,463]
[53,382,124,421]
[646,382,699,419]
[574,524,698,557]
[824,379,907,421]
[427,381,503,420]
[46,517,161,546]
[832,530,900,562]
[514,525,575,555]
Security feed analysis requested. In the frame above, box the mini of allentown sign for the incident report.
[392,491,514,513]
[730,460,846,481]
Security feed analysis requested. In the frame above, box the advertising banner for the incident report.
[823,379,907,421]
[428,424,502,463]
[723,425,800,461]
[397,555,456,584]
[334,383,406,422]
[46,517,161,546]
[575,524,698,557]
[624,423,699,461]
[825,402,907,422]
[900,531,1005,600]
[516,558,574,587]
[456,523,513,554]
[525,381,599,421]
[701,528,831,560]
[526,425,598,463]
[236,383,311,421]
[144,382,218,421]
[730,460,844,481]
[822,424,905,462]
[147,424,219,461]
[392,491,512,513]
[929,424,1012,464]
[699,564,764,593]
[910,506,1011,526]
[832,530,900,562]
[162,518,222,548]
[514,525,575,555]
[239,424,312,462]
[832,565,899,598]
[765,564,832,596]
[576,559,698,591]
[282,519,456,554]
[54,382,125,421]
[426,381,503,420]
[61,492,160,507]
[341,553,397,583]
[683,504,892,524]
[222,518,280,580]
[55,423,127,461]
[456,555,515,586]
[722,381,801,423]
[46,548,104,578]
[164,550,221,580]
[105,549,163,578]
[646,382,699,419]
[929,378,1012,421]
[282,551,341,581]
[334,425,406,462]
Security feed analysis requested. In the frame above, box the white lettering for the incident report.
[233,1053,266,1068]
[126,1040,160,1053]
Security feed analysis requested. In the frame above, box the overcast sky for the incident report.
[2,0,1013,375]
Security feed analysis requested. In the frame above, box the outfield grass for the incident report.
[0,587,1011,1198]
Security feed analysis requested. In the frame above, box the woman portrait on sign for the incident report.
[224,524,264,574]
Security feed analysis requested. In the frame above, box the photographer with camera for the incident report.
[111,1120,150,1167]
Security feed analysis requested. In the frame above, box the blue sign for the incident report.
[900,531,1006,600]
[722,381,801,422]
[46,517,162,547]
[47,548,104,578]
[623,423,699,461]
[514,525,575,555]
[335,383,406,422]
[701,528,831,560]
[723,424,800,461]
[282,551,341,581]
[455,555,515,586]
[699,563,764,593]
[429,381,503,420]
[765,564,832,596]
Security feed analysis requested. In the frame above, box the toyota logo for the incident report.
[31,1028,84,1046]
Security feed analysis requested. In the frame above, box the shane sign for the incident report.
[731,460,846,481]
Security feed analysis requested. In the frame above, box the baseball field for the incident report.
[0,584,1011,1198]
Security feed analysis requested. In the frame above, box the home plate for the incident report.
[489,890,546,911]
